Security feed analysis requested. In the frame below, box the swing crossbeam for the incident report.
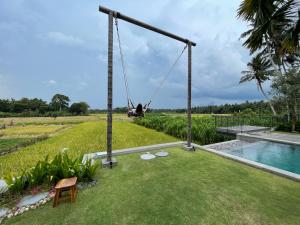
[99,6,196,46]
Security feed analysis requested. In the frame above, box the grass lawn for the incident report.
[4,148,300,225]
[0,121,177,177]
[0,138,30,153]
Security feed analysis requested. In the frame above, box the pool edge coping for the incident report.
[237,133,300,146]
[83,141,185,162]
[197,142,300,182]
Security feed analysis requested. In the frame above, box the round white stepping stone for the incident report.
[0,180,8,194]
[0,208,9,218]
[155,151,169,157]
[140,152,156,160]
[17,192,48,208]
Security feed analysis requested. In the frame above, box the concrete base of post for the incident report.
[102,157,118,168]
[182,144,195,151]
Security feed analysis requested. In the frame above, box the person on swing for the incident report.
[128,103,149,117]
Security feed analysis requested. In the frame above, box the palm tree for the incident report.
[237,0,298,71]
[240,55,277,115]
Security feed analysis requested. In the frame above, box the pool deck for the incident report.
[237,131,300,146]
[217,125,270,135]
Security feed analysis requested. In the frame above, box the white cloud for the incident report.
[42,31,85,47]
[48,80,57,85]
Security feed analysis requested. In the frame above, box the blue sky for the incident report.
[0,0,265,109]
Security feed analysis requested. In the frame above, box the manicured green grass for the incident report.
[4,148,300,225]
[0,121,177,177]
[0,138,30,153]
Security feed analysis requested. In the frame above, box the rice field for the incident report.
[0,114,130,126]
[0,138,30,154]
[0,121,177,177]
[0,125,68,137]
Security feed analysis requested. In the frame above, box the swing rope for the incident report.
[145,44,187,109]
[114,17,187,111]
[115,17,132,110]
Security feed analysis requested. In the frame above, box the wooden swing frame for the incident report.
[99,5,197,166]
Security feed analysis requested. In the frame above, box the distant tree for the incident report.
[240,54,277,115]
[271,68,300,132]
[51,94,70,112]
[238,108,257,117]
[0,99,11,112]
[29,98,48,112]
[69,102,89,115]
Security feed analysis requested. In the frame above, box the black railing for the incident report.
[213,114,297,134]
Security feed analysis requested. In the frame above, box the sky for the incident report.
[0,0,265,109]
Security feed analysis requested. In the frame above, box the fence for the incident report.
[213,114,299,134]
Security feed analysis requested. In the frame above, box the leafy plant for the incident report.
[27,158,49,188]
[78,159,99,182]
[5,152,99,194]
[5,172,29,194]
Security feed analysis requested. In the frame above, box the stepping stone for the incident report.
[0,208,9,218]
[17,192,48,208]
[140,152,156,160]
[0,180,8,194]
[155,151,169,157]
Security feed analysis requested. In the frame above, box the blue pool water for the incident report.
[223,141,300,175]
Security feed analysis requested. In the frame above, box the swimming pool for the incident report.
[223,141,300,175]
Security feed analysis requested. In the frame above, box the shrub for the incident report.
[276,121,300,132]
[134,115,230,145]
[5,152,99,194]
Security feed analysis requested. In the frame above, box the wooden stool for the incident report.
[53,177,77,207]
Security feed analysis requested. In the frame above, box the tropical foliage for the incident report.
[238,0,300,130]
[271,68,300,131]
[237,0,300,65]
[240,54,276,115]
[5,152,98,194]
[134,115,231,145]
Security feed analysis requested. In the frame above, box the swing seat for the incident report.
[128,110,144,117]
[128,103,145,117]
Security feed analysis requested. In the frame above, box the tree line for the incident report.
[148,100,284,114]
[0,94,89,117]
[89,100,283,115]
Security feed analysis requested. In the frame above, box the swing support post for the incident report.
[99,5,197,160]
[187,43,192,148]
[102,11,117,168]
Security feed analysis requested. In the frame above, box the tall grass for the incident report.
[134,115,230,145]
